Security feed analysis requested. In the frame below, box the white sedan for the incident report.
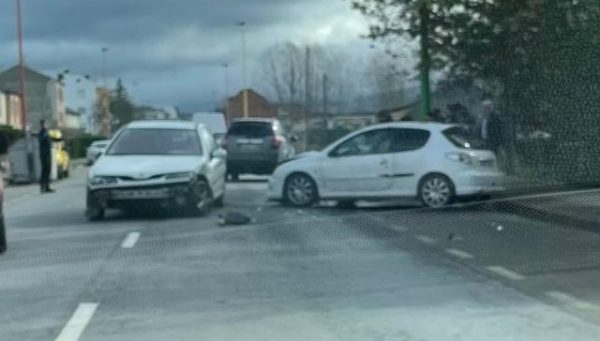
[86,139,110,165]
[268,122,505,208]
[86,120,227,220]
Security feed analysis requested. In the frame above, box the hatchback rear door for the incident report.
[226,122,275,158]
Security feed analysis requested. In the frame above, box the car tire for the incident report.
[283,173,318,207]
[86,191,105,221]
[188,179,212,216]
[0,217,6,255]
[418,174,455,208]
[214,193,225,207]
[228,172,239,182]
[336,200,356,209]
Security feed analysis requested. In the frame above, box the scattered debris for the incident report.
[217,211,253,226]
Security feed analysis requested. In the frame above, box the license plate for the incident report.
[112,189,168,199]
[240,144,261,152]
[237,138,263,144]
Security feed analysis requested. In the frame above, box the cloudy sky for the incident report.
[0,0,373,111]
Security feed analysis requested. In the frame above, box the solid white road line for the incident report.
[485,266,525,280]
[415,235,437,245]
[445,248,474,259]
[545,291,600,311]
[121,232,141,248]
[54,303,99,341]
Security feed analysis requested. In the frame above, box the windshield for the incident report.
[107,128,202,155]
[227,122,273,138]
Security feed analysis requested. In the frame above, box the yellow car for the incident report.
[48,129,70,179]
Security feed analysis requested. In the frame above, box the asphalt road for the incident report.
[2,168,600,340]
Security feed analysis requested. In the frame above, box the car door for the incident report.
[199,127,226,198]
[388,128,431,196]
[320,128,394,197]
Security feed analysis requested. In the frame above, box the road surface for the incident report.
[2,167,600,340]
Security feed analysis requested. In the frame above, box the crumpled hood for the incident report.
[91,155,204,178]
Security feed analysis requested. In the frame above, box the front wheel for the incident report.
[419,174,455,208]
[188,179,212,216]
[86,191,105,221]
[283,174,318,207]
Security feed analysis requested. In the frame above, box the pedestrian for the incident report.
[428,108,444,122]
[479,100,508,168]
[38,119,55,193]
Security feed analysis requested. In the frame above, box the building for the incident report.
[0,90,23,130]
[0,65,66,130]
[64,108,84,131]
[226,89,277,122]
[62,73,97,133]
[135,105,177,121]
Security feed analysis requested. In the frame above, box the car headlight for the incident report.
[165,172,194,180]
[89,176,118,186]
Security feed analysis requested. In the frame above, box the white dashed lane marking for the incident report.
[121,232,141,249]
[445,248,474,259]
[485,266,525,281]
[415,235,437,245]
[54,303,99,341]
[545,291,600,312]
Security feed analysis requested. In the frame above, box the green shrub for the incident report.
[66,134,106,158]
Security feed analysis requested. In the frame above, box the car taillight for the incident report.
[445,152,475,166]
[272,136,284,149]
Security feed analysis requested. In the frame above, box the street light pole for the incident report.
[238,22,249,118]
[222,63,230,120]
[16,0,27,132]
[15,0,35,182]
[101,47,109,88]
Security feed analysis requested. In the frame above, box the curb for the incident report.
[500,200,599,234]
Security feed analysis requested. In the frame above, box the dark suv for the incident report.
[224,118,295,180]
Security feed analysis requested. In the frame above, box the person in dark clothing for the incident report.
[479,100,505,153]
[38,119,55,193]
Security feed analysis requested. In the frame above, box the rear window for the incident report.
[443,127,489,150]
[227,122,274,138]
[392,129,431,152]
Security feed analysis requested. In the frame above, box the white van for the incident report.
[192,112,227,145]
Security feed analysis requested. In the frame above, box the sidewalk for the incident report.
[500,190,600,233]
[4,160,87,203]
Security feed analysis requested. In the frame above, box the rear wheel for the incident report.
[228,172,239,182]
[86,191,105,221]
[284,173,318,207]
[336,200,356,209]
[419,174,455,208]
[0,217,6,255]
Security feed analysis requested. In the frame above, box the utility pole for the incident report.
[303,47,311,151]
[222,63,230,121]
[16,0,34,181]
[238,22,249,118]
[322,73,330,129]
[101,47,109,88]
[419,1,432,121]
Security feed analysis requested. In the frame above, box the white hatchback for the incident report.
[268,122,505,208]
[86,120,227,220]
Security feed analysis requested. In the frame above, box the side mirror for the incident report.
[212,148,227,159]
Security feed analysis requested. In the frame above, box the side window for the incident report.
[331,129,393,157]
[392,129,431,152]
